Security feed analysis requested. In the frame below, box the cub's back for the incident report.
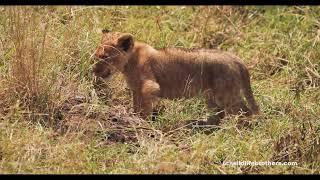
[147,47,245,98]
[156,47,243,64]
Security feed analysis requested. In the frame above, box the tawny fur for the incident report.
[93,32,260,123]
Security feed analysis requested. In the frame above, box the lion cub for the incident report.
[93,31,260,124]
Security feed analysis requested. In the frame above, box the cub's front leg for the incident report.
[133,79,160,120]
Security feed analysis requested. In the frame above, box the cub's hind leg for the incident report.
[205,92,225,125]
[185,92,225,128]
[216,89,251,117]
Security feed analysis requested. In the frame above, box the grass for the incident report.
[0,6,319,174]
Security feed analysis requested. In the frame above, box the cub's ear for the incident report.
[117,33,134,52]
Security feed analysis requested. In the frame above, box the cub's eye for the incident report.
[101,53,110,60]
[103,51,109,56]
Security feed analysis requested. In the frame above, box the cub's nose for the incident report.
[92,63,99,74]
[92,61,104,74]
[92,61,111,79]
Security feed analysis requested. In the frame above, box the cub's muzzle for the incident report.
[92,61,112,79]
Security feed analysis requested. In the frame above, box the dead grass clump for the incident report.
[5,7,50,121]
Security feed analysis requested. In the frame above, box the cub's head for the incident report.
[93,30,134,79]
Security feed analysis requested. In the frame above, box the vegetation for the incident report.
[0,6,319,174]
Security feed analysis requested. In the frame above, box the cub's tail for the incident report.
[239,63,260,115]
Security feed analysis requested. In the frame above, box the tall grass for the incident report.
[2,7,51,124]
